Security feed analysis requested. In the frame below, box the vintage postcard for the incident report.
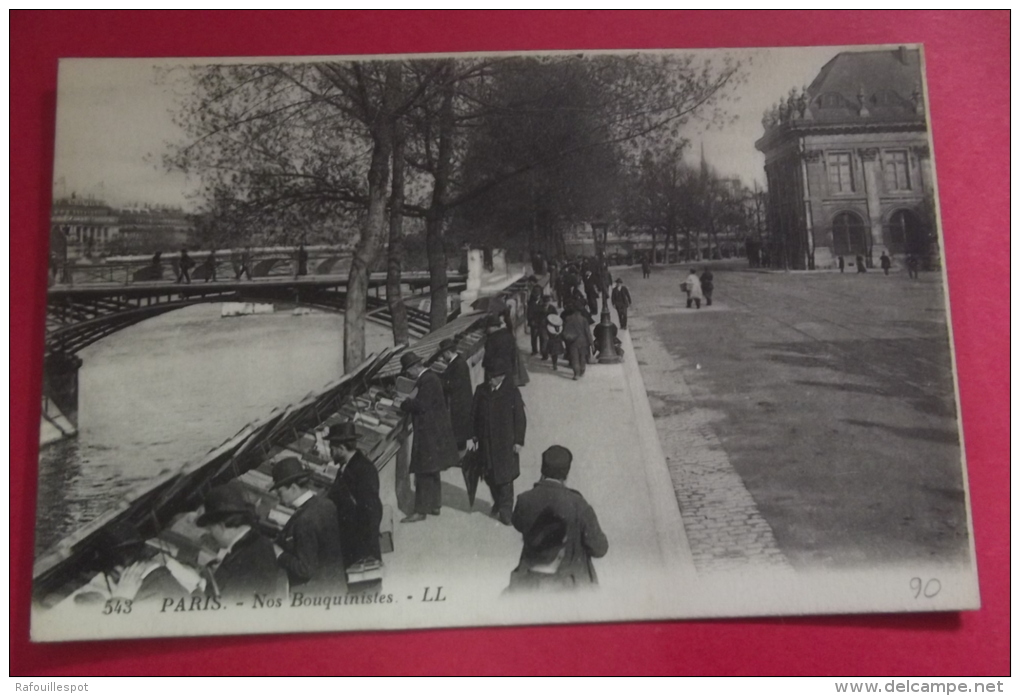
[32,45,978,642]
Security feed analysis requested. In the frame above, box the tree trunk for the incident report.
[344,64,399,372]
[386,119,410,346]
[426,71,455,331]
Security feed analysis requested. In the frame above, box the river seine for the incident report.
[35,303,394,555]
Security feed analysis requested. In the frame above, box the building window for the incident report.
[832,211,868,257]
[827,152,854,193]
[883,150,911,191]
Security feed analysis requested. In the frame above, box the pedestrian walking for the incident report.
[506,445,608,592]
[482,314,519,384]
[324,423,383,567]
[527,285,548,356]
[270,458,346,592]
[398,351,459,523]
[438,338,474,453]
[683,269,703,309]
[544,314,565,372]
[907,254,920,279]
[880,251,891,275]
[856,255,867,273]
[469,356,526,525]
[296,243,309,277]
[176,247,193,284]
[204,248,218,282]
[700,269,714,306]
[561,302,592,380]
[610,277,632,330]
[583,270,600,317]
[838,255,845,273]
[641,256,651,279]
[235,246,254,280]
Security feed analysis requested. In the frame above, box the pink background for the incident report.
[10,11,1009,676]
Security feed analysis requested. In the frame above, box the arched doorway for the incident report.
[831,211,868,258]
[886,208,927,255]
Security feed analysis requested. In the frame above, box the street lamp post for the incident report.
[591,220,621,365]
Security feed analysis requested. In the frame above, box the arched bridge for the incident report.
[46,272,467,358]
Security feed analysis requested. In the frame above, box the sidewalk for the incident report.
[377,321,694,604]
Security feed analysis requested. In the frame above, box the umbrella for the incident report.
[461,450,484,508]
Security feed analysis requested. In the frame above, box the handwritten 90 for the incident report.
[910,577,941,599]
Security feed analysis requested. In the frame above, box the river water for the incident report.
[34,303,395,555]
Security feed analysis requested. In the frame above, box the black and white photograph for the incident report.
[31,45,979,642]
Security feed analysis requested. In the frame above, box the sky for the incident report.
[52,46,847,210]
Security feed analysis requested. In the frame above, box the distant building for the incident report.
[50,195,119,260]
[50,196,193,260]
[755,46,935,270]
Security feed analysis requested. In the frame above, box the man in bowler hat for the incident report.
[399,351,459,523]
[325,423,383,566]
[508,445,608,591]
[196,481,286,600]
[482,313,519,384]
[469,355,526,525]
[439,338,474,453]
[270,457,346,591]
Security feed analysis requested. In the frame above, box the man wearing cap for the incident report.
[438,338,474,453]
[196,481,286,600]
[325,423,383,566]
[482,313,519,385]
[508,445,608,591]
[270,458,346,591]
[469,356,527,525]
[399,351,459,523]
[611,277,633,331]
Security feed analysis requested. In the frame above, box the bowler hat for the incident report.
[326,422,359,445]
[196,482,254,527]
[439,338,457,353]
[541,445,573,479]
[487,356,510,377]
[400,351,422,371]
[614,277,623,284]
[269,457,310,491]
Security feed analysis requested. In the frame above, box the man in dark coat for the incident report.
[641,256,651,279]
[700,269,714,307]
[399,351,459,523]
[270,458,346,592]
[197,481,286,601]
[438,338,474,451]
[561,302,592,380]
[526,286,547,356]
[507,445,608,592]
[583,270,600,317]
[176,247,193,284]
[482,313,519,384]
[610,277,632,330]
[325,423,383,566]
[470,356,526,525]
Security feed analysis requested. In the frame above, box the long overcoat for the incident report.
[328,450,383,565]
[276,494,346,591]
[471,378,526,485]
[442,354,474,445]
[510,479,609,588]
[400,370,459,475]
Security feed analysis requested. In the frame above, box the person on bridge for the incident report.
[683,269,703,310]
[270,457,346,593]
[325,423,383,568]
[196,481,287,600]
[176,247,194,284]
[235,246,253,281]
[296,243,309,277]
[469,356,526,526]
[399,351,459,523]
[506,445,608,592]
[204,248,218,283]
[439,338,474,454]
[611,277,632,330]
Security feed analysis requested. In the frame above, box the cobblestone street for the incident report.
[622,263,969,573]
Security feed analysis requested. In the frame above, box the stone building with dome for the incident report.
[755,46,937,270]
